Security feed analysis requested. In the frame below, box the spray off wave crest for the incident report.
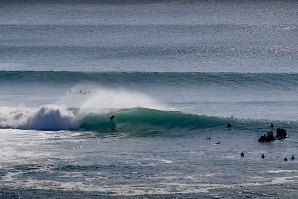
[76,86,164,116]
[1,105,296,137]
[0,85,295,135]
[0,86,165,132]
[0,105,230,133]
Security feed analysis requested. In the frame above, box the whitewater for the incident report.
[1,0,298,198]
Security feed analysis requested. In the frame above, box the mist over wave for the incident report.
[0,86,165,132]
[0,83,296,135]
[77,86,165,116]
[0,104,296,137]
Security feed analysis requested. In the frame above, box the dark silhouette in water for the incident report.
[271,123,274,128]
[261,154,265,159]
[258,128,287,143]
[109,115,116,131]
[291,155,295,161]
[284,157,288,161]
[275,128,288,140]
[227,122,232,129]
[207,137,211,140]
[215,141,220,145]
[258,131,274,142]
[240,152,244,157]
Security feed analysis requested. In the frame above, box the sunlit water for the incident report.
[1,1,298,198]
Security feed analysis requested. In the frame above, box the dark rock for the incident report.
[258,131,274,142]
[258,128,288,143]
[275,128,287,140]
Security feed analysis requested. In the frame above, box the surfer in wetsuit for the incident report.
[284,157,288,161]
[227,122,232,129]
[109,115,115,120]
[109,115,116,131]
[262,154,265,159]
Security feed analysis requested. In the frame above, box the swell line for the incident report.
[1,71,298,88]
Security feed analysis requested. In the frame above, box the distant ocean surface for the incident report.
[1,1,298,198]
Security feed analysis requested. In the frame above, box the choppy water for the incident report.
[1,1,298,198]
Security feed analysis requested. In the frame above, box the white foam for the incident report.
[0,85,165,131]
[0,104,78,131]
[266,170,298,174]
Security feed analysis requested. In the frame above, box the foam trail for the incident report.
[0,105,78,131]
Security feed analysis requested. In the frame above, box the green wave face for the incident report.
[0,105,294,137]
[79,108,224,136]
[78,108,296,137]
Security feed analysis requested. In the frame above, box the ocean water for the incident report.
[1,1,298,198]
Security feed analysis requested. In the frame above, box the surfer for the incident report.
[215,141,220,145]
[270,123,274,128]
[109,115,116,131]
[291,155,295,161]
[227,122,232,129]
[261,154,265,159]
[240,152,244,157]
[284,157,288,161]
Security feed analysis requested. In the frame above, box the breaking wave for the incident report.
[0,105,78,131]
[0,105,296,137]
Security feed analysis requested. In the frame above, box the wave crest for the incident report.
[0,106,295,137]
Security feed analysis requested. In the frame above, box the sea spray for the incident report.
[0,85,166,131]
[77,86,165,117]
[0,104,297,136]
[0,87,296,134]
